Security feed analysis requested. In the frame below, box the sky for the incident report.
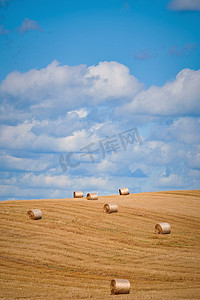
[0,0,200,200]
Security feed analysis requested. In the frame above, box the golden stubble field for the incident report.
[0,190,200,299]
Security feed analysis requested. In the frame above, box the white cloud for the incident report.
[18,18,42,34]
[0,183,63,200]
[67,108,88,118]
[0,60,143,119]
[89,123,104,133]
[167,0,200,11]
[168,118,200,144]
[0,120,99,152]
[187,146,200,168]
[85,61,144,100]
[117,68,200,117]
[0,124,198,200]
[1,172,109,195]
[0,60,79,98]
[156,174,184,188]
[150,117,200,144]
[0,102,30,123]
[0,60,200,200]
[0,152,50,172]
[20,173,73,188]
[95,159,118,174]
[131,140,185,166]
[188,169,200,178]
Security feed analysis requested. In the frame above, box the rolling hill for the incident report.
[0,190,200,299]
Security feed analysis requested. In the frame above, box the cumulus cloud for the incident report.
[117,68,200,116]
[17,18,42,34]
[188,169,200,178]
[85,61,144,99]
[0,60,144,119]
[19,173,109,191]
[150,117,200,144]
[0,60,142,100]
[0,152,50,172]
[0,102,30,124]
[0,60,200,200]
[187,145,200,168]
[0,171,111,200]
[167,0,200,11]
[156,174,184,188]
[67,108,88,119]
[0,120,99,152]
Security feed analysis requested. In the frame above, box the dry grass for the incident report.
[0,190,200,299]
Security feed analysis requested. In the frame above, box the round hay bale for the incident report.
[73,191,83,198]
[119,187,129,195]
[110,279,130,295]
[27,209,42,220]
[103,203,118,214]
[155,223,171,234]
[86,193,98,200]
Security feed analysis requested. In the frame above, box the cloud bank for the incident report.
[0,60,143,119]
[0,61,199,200]
[117,68,200,116]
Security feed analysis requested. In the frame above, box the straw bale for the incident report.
[110,279,130,295]
[103,203,118,214]
[27,209,42,220]
[86,193,98,200]
[119,187,129,195]
[73,191,83,198]
[155,222,171,234]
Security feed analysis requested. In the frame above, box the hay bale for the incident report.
[27,209,42,220]
[155,222,171,234]
[86,193,98,200]
[73,191,83,198]
[110,279,130,295]
[103,203,118,214]
[119,187,129,195]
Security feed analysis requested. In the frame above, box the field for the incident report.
[0,190,200,299]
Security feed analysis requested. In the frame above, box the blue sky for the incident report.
[0,0,200,200]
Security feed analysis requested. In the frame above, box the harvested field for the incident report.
[0,190,200,299]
